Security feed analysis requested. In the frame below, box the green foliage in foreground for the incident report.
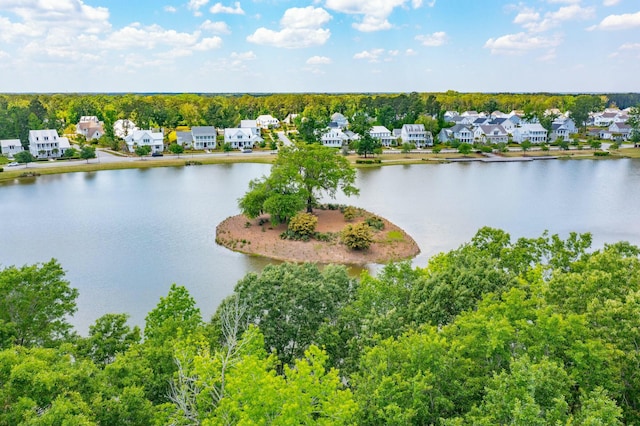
[2,227,640,424]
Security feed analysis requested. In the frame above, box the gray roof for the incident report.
[176,131,193,142]
[191,126,217,136]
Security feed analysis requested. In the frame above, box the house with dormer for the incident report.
[369,126,396,146]
[329,112,349,129]
[489,117,515,135]
[474,125,508,144]
[1,139,24,157]
[609,122,631,141]
[321,128,349,148]
[124,129,164,153]
[76,116,104,141]
[224,127,263,149]
[400,124,433,147]
[512,123,547,144]
[438,124,474,144]
[255,115,280,129]
[28,129,70,158]
[114,119,138,139]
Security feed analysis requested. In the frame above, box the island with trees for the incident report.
[216,142,420,264]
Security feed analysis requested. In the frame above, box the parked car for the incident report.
[7,162,19,167]
[242,148,253,153]
[151,152,163,157]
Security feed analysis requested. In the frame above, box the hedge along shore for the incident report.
[215,207,421,265]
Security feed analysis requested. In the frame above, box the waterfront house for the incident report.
[1,139,24,157]
[512,123,547,144]
[400,124,433,147]
[191,126,217,150]
[474,125,508,144]
[438,124,474,144]
[175,131,193,148]
[489,117,515,135]
[369,126,396,146]
[124,129,164,153]
[609,122,631,140]
[224,127,263,149]
[28,129,70,158]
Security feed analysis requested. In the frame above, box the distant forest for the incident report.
[1,91,639,145]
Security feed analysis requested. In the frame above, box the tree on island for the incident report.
[238,143,358,223]
[80,145,96,163]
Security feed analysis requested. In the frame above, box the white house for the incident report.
[124,129,164,153]
[28,129,70,158]
[400,124,433,147]
[224,128,263,149]
[512,123,547,144]
[175,131,193,148]
[369,126,396,146]
[321,128,350,148]
[76,116,104,141]
[594,112,618,127]
[609,122,631,140]
[549,118,577,142]
[1,139,24,157]
[255,115,280,129]
[190,126,217,150]
[438,124,474,144]
[489,117,515,135]
[474,125,508,144]
[114,119,138,139]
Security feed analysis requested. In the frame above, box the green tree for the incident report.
[63,147,78,158]
[458,142,472,156]
[570,95,604,132]
[134,145,151,159]
[222,142,232,154]
[239,143,358,218]
[77,313,140,365]
[0,259,78,347]
[14,150,34,167]
[224,263,354,367]
[168,142,184,157]
[356,133,382,158]
[628,106,640,143]
[341,222,373,250]
[401,142,415,155]
[590,140,602,150]
[521,139,532,155]
[80,145,96,163]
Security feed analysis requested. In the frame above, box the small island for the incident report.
[215,142,420,264]
[216,206,420,265]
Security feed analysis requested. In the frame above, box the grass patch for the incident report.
[386,230,404,242]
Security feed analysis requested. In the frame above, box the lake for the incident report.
[2,158,640,334]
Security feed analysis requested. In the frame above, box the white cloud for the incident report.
[547,0,580,3]
[164,6,177,13]
[188,0,209,16]
[589,11,640,30]
[603,0,621,5]
[538,48,557,61]
[231,51,256,60]
[209,1,244,14]
[247,6,331,48]
[353,48,400,62]
[405,48,417,56]
[415,31,447,46]
[104,24,200,50]
[620,42,640,50]
[306,55,332,64]
[200,19,231,34]
[519,5,595,32]
[324,0,421,32]
[193,36,223,50]
[484,32,562,54]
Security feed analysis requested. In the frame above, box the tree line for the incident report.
[1,228,639,424]
[0,92,635,148]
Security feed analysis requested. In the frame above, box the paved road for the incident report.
[277,131,293,146]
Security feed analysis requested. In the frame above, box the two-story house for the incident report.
[474,125,508,144]
[438,124,474,144]
[191,126,217,150]
[255,115,280,129]
[369,126,396,146]
[124,129,164,153]
[400,124,433,147]
[76,116,104,141]
[224,127,263,149]
[28,129,70,158]
[512,123,547,144]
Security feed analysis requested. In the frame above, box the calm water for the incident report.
[2,159,640,333]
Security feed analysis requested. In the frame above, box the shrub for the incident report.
[314,232,336,242]
[594,151,610,157]
[0,167,3,173]
[343,206,358,221]
[341,223,373,250]
[355,159,382,164]
[288,212,318,237]
[365,215,385,231]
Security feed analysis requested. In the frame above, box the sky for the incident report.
[0,0,638,93]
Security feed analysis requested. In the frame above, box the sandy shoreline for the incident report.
[216,207,420,265]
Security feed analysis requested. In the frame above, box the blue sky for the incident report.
[0,0,638,93]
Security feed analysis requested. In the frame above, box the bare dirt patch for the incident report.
[216,207,420,265]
